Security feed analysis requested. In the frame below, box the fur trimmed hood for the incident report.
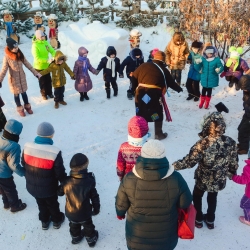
[54,50,67,63]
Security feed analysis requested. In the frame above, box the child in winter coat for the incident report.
[0,119,27,212]
[97,46,120,99]
[73,47,98,102]
[0,38,41,117]
[194,46,224,109]
[40,50,74,109]
[58,153,100,246]
[231,150,250,226]
[173,112,239,229]
[237,75,250,155]
[165,32,189,85]
[147,48,159,62]
[220,46,250,90]
[117,116,150,181]
[186,41,203,102]
[119,48,144,100]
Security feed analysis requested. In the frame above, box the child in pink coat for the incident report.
[232,150,250,226]
[116,116,150,181]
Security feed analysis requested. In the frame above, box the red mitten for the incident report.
[220,72,226,78]
[117,215,125,220]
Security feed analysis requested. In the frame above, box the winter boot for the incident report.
[113,88,118,97]
[199,95,206,109]
[71,233,84,245]
[42,218,51,230]
[127,90,133,100]
[24,103,33,114]
[204,96,211,109]
[53,213,65,229]
[17,106,26,117]
[194,97,199,102]
[11,199,27,213]
[4,202,10,209]
[106,89,111,99]
[86,230,99,247]
[55,102,59,109]
[80,92,84,102]
[48,94,54,98]
[195,220,203,229]
[59,101,67,105]
[228,81,234,88]
[186,95,194,101]
[84,92,89,100]
[204,214,214,229]
[235,83,240,91]
[154,121,168,140]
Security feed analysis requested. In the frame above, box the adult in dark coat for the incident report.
[119,48,144,99]
[97,46,120,98]
[116,139,192,250]
[130,51,183,140]
[238,75,250,154]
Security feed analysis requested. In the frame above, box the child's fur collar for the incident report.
[4,46,17,60]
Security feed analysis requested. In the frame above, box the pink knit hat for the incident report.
[128,116,149,138]
[151,48,159,57]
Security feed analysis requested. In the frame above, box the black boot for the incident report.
[106,89,111,99]
[154,121,168,140]
[80,92,84,102]
[127,90,133,100]
[186,95,194,100]
[10,199,27,213]
[86,230,99,247]
[84,92,89,100]
[113,88,118,96]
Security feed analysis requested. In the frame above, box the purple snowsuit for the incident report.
[224,58,249,80]
[73,47,98,93]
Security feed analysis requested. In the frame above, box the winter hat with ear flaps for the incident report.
[37,122,55,137]
[70,153,89,170]
[128,116,149,138]
[141,139,166,159]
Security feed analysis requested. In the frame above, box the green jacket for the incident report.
[116,156,192,250]
[40,51,74,88]
[32,39,56,70]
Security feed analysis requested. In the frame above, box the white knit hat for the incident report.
[141,139,166,159]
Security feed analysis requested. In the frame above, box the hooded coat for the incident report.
[97,46,120,82]
[164,33,189,70]
[173,112,239,192]
[116,156,192,250]
[131,61,182,122]
[39,50,74,88]
[73,47,98,93]
[119,48,144,77]
[0,47,38,94]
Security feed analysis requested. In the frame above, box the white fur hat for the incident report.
[47,14,58,20]
[130,29,142,37]
[34,11,43,17]
[2,9,11,15]
[141,139,166,159]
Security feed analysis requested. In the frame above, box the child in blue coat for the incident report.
[194,46,223,109]
[186,41,203,102]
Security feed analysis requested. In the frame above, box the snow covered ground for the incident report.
[0,21,249,250]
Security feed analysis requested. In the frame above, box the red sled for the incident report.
[178,204,196,239]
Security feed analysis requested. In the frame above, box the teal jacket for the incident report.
[194,57,224,88]
[31,38,56,70]
[187,51,202,81]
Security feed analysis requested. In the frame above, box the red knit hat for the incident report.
[128,116,149,138]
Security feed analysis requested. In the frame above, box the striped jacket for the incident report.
[22,142,66,198]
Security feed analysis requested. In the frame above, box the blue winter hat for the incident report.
[4,119,23,135]
[37,122,55,137]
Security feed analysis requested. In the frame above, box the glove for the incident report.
[215,67,221,73]
[195,58,202,64]
[0,82,2,88]
[119,74,124,78]
[36,73,42,79]
[71,75,76,80]
[117,215,125,220]
[92,208,100,216]
[220,72,226,78]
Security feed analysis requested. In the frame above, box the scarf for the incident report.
[34,136,53,145]
[128,133,151,147]
[78,56,89,75]
[3,130,19,143]
[5,22,14,37]
[106,56,116,77]
[226,58,239,72]
[49,28,56,38]
[206,57,215,62]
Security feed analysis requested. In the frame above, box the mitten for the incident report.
[215,67,221,73]
[195,58,202,64]
[117,215,125,220]
[92,208,100,216]
[119,74,124,78]
[71,75,76,80]
[220,72,226,78]
[36,73,42,79]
